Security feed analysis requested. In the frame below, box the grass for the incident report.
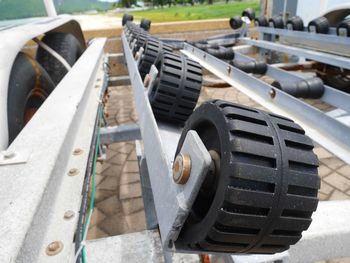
[116,1,259,22]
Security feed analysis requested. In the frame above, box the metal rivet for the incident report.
[68,168,79,176]
[73,148,83,155]
[1,150,16,159]
[173,153,191,184]
[227,66,232,74]
[203,54,206,59]
[269,88,276,99]
[46,241,64,256]
[64,210,75,220]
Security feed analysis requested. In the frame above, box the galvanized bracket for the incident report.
[166,130,212,248]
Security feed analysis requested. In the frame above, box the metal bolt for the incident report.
[73,148,83,155]
[269,88,276,99]
[227,66,232,74]
[46,241,64,256]
[1,150,16,159]
[203,54,206,59]
[64,210,75,220]
[173,153,191,184]
[68,168,79,176]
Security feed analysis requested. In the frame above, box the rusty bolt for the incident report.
[173,153,191,184]
[68,168,79,176]
[269,88,276,99]
[73,148,83,155]
[46,241,64,256]
[64,210,75,220]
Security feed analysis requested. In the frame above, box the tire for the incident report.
[286,16,304,31]
[255,16,268,27]
[229,16,243,30]
[138,38,172,80]
[36,32,85,85]
[7,52,55,144]
[269,16,284,29]
[149,52,202,124]
[175,100,320,254]
[308,17,329,34]
[242,8,255,20]
[140,18,151,31]
[122,13,134,26]
[337,19,350,36]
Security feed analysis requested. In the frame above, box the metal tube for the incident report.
[43,0,57,17]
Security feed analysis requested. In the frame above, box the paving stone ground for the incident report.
[87,77,350,263]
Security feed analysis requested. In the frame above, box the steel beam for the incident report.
[255,27,350,57]
[122,33,212,250]
[241,37,350,70]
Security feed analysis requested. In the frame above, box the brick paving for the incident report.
[87,77,350,262]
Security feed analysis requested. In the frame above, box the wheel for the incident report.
[286,16,304,31]
[36,32,85,85]
[7,52,56,145]
[308,17,329,34]
[175,100,320,253]
[140,18,151,31]
[148,52,202,124]
[138,38,172,80]
[269,16,284,29]
[122,13,134,26]
[131,32,151,56]
[241,8,255,20]
[229,16,243,30]
[337,19,350,36]
[255,16,268,27]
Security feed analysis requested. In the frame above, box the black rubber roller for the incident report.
[140,18,151,31]
[138,38,173,80]
[122,13,134,26]
[337,19,350,36]
[206,46,235,60]
[175,99,320,254]
[241,8,255,20]
[230,16,243,30]
[272,77,325,98]
[231,60,267,74]
[269,16,284,29]
[131,32,153,56]
[149,52,202,124]
[286,16,304,31]
[308,17,329,34]
[255,16,268,27]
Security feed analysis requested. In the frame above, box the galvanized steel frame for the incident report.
[0,38,106,262]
